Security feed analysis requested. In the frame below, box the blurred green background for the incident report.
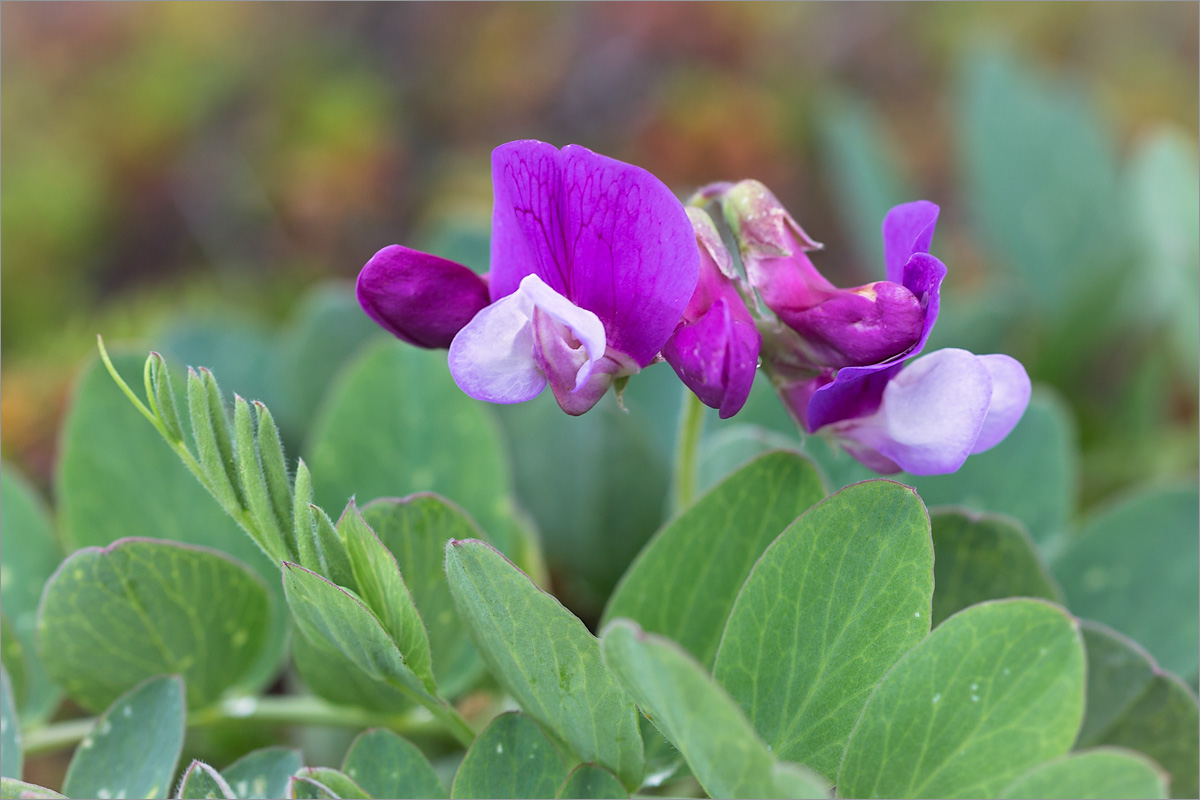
[3,2,1197,601]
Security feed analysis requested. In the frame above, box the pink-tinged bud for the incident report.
[357,245,491,349]
[662,209,762,419]
[720,180,926,370]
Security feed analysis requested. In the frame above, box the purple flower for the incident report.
[721,180,944,372]
[811,348,1032,475]
[661,208,761,419]
[358,140,699,416]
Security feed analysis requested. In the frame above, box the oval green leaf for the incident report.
[604,451,825,668]
[362,494,487,697]
[555,765,628,799]
[713,480,933,780]
[55,352,286,691]
[306,341,516,557]
[1050,482,1199,677]
[37,538,271,712]
[838,598,1085,799]
[999,747,1167,799]
[931,508,1062,627]
[0,669,19,779]
[62,675,185,800]
[0,779,65,799]
[601,620,829,800]
[342,729,446,799]
[445,540,643,790]
[450,712,567,800]
[222,746,304,800]
[290,769,369,799]
[178,761,236,799]
[0,463,61,722]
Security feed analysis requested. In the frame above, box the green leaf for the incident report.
[555,765,628,799]
[999,748,1168,799]
[838,598,1085,799]
[445,540,644,790]
[147,351,185,443]
[1050,482,1199,678]
[931,509,1062,627]
[187,366,244,513]
[1079,624,1199,799]
[339,501,435,692]
[37,538,271,712]
[290,770,369,799]
[62,675,185,800]
[254,402,297,560]
[450,712,567,800]
[178,761,236,799]
[234,395,289,563]
[342,729,446,799]
[307,340,516,558]
[1124,128,1199,376]
[281,563,437,708]
[713,480,933,780]
[57,352,286,692]
[290,628,411,713]
[1,463,62,722]
[604,451,825,668]
[1,669,19,779]
[362,495,486,697]
[0,624,27,711]
[492,373,672,613]
[221,746,303,800]
[694,425,803,495]
[312,504,355,591]
[958,49,1127,315]
[1079,622,1159,747]
[901,390,1078,544]
[600,620,829,800]
[0,779,65,799]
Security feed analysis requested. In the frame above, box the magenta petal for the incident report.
[805,363,902,432]
[775,281,924,369]
[357,245,491,349]
[663,298,761,419]
[971,354,1031,453]
[900,252,947,358]
[882,200,939,284]
[489,140,698,367]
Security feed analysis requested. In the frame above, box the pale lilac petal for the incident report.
[839,349,993,475]
[489,141,698,367]
[521,274,606,390]
[882,200,939,284]
[561,144,698,365]
[357,245,490,349]
[971,354,1032,453]
[447,289,544,404]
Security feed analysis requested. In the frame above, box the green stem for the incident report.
[22,695,452,757]
[671,388,707,513]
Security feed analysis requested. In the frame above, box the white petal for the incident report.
[447,289,545,403]
[519,274,606,389]
[971,354,1032,453]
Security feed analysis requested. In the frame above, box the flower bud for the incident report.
[357,245,491,349]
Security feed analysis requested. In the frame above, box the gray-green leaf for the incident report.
[1,669,19,779]
[362,495,486,698]
[178,761,236,799]
[838,598,1085,799]
[600,620,828,800]
[445,540,643,790]
[62,675,185,800]
[222,746,303,799]
[931,509,1062,627]
[713,480,933,780]
[604,451,825,668]
[342,729,446,799]
[450,713,567,800]
[37,538,270,712]
[289,770,369,800]
[0,779,66,799]
[1050,482,1199,678]
[555,765,628,799]
[338,501,435,692]
[999,748,1168,799]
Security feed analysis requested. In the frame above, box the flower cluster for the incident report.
[357,140,1029,475]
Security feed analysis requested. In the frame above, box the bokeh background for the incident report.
[3,2,1197,606]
